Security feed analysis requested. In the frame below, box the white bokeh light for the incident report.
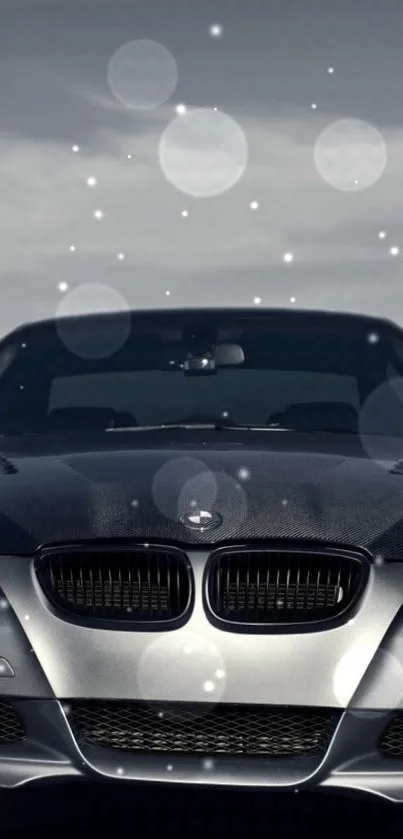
[314,118,387,192]
[283,252,294,263]
[159,107,248,198]
[249,201,259,210]
[152,458,216,521]
[378,230,387,239]
[86,176,97,187]
[93,209,104,220]
[107,39,178,110]
[209,24,223,38]
[389,246,400,256]
[55,283,131,359]
[137,633,226,705]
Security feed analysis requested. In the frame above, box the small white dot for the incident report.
[311,103,317,110]
[0,599,8,610]
[249,201,259,210]
[209,23,223,37]
[93,209,104,220]
[290,296,296,304]
[378,230,387,239]
[165,290,171,296]
[367,332,379,345]
[144,543,150,548]
[127,154,132,159]
[281,499,288,506]
[72,144,80,153]
[117,252,125,261]
[116,767,124,775]
[389,246,400,256]
[175,103,187,115]
[24,614,30,621]
[213,106,218,111]
[86,176,97,187]
[253,296,262,305]
[58,282,69,293]
[327,66,335,74]
[202,759,215,771]
[222,410,229,418]
[215,669,225,679]
[130,499,139,508]
[167,764,173,772]
[158,711,164,718]
[237,467,250,481]
[203,680,215,693]
[62,704,71,715]
[283,252,294,263]
[181,210,189,218]
[19,385,24,390]
[374,554,384,566]
[69,245,76,252]
[21,343,26,349]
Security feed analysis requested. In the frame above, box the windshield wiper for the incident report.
[105,422,295,433]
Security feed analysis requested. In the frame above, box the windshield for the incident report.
[1,311,403,437]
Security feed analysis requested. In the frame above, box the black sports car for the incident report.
[0,306,403,801]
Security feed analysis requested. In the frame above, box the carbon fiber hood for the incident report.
[0,432,403,557]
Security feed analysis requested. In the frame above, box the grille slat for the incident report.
[68,701,340,758]
[37,546,191,624]
[207,548,365,626]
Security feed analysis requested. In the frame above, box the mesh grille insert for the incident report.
[207,548,365,626]
[0,702,25,744]
[67,701,340,758]
[36,546,192,623]
[379,715,403,757]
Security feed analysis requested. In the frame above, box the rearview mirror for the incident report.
[214,343,245,365]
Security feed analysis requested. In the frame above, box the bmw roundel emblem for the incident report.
[179,509,222,531]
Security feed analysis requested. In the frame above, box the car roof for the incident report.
[4,306,402,341]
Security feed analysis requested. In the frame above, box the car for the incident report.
[0,305,403,803]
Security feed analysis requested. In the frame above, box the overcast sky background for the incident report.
[1,0,403,333]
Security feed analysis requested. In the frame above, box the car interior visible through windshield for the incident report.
[0,313,402,437]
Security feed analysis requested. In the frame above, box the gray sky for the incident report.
[1,0,403,332]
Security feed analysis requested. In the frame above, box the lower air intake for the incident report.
[0,702,25,744]
[379,715,403,757]
[206,546,367,628]
[67,702,340,758]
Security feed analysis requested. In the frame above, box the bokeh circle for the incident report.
[107,39,178,110]
[55,283,131,359]
[159,107,248,197]
[314,118,387,191]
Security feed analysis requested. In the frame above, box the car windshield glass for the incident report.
[0,311,402,437]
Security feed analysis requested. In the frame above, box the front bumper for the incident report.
[1,552,403,800]
[0,699,403,803]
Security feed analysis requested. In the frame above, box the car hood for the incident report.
[1,433,403,556]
